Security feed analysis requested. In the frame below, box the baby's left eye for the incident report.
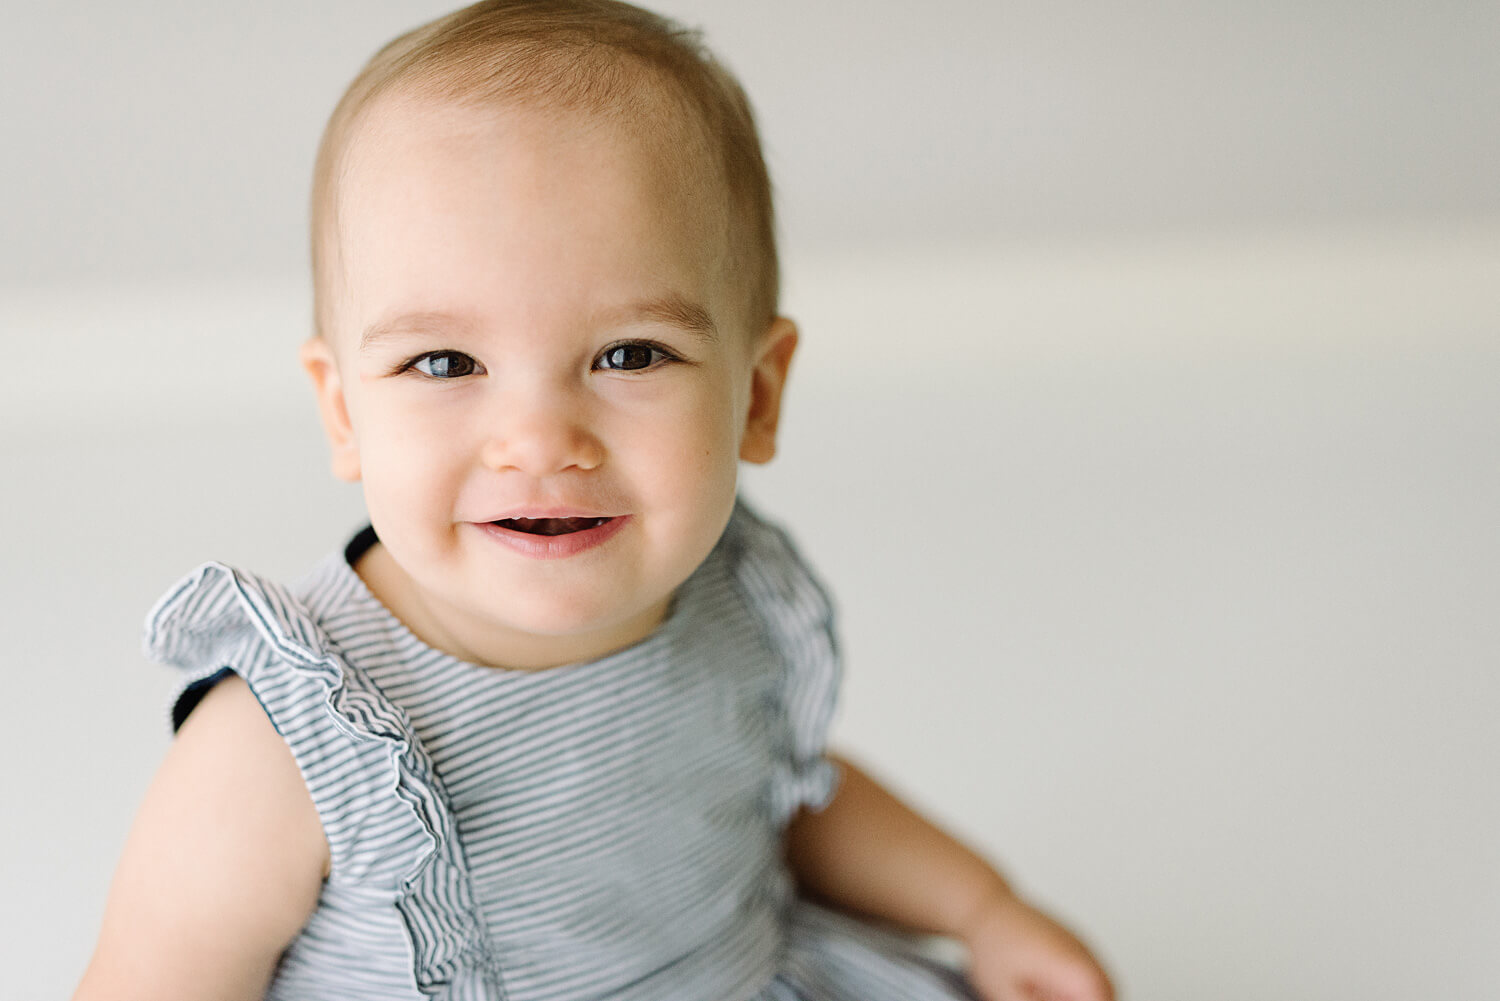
[596,343,673,371]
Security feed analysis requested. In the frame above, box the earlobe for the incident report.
[299,337,362,482]
[739,316,799,465]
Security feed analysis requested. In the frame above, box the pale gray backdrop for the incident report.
[2,2,1497,999]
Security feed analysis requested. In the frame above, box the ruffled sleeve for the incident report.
[142,561,505,997]
[725,501,845,826]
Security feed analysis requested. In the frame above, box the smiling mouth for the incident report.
[493,517,614,536]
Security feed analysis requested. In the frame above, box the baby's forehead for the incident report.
[326,92,743,342]
[335,90,730,251]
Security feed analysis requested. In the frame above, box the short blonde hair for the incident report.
[311,0,777,339]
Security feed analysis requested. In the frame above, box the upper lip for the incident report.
[479,507,621,522]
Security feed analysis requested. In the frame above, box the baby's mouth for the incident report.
[493,517,613,536]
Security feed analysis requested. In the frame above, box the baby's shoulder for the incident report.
[142,548,455,894]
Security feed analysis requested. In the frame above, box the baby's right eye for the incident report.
[409,350,483,379]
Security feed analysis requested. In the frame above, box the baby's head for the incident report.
[300,0,798,669]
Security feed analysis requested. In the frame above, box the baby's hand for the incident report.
[961,891,1114,1001]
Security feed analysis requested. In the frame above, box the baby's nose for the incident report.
[478,392,604,475]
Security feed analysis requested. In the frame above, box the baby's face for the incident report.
[303,96,795,669]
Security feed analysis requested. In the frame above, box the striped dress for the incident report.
[145,500,976,1001]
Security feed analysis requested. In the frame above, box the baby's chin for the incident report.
[445,589,676,670]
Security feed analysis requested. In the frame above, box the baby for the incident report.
[74,3,1112,1000]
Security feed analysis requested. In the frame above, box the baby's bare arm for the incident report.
[785,755,1113,1001]
[73,675,329,1001]
[785,755,1010,938]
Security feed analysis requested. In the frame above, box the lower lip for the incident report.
[473,515,630,560]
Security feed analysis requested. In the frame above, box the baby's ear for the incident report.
[739,316,799,465]
[299,337,362,482]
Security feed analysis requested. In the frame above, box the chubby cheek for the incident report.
[620,384,742,535]
[351,394,473,545]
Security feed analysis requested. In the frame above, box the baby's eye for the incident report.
[409,350,483,379]
[596,342,674,371]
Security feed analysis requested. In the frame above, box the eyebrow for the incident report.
[610,293,719,343]
[359,310,475,352]
[359,294,718,352]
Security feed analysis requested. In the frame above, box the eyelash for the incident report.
[394,341,681,379]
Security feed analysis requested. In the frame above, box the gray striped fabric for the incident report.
[144,499,976,1001]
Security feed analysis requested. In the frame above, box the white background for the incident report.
[3,2,1497,999]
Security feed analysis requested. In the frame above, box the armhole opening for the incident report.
[170,665,238,732]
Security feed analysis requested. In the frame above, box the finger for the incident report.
[1049,960,1115,1001]
[1015,956,1114,1001]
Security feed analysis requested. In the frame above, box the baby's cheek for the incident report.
[664,415,737,485]
[359,427,461,510]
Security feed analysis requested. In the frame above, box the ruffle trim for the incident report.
[143,561,507,999]
[724,502,845,825]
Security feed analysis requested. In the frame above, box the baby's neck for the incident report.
[352,540,672,671]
